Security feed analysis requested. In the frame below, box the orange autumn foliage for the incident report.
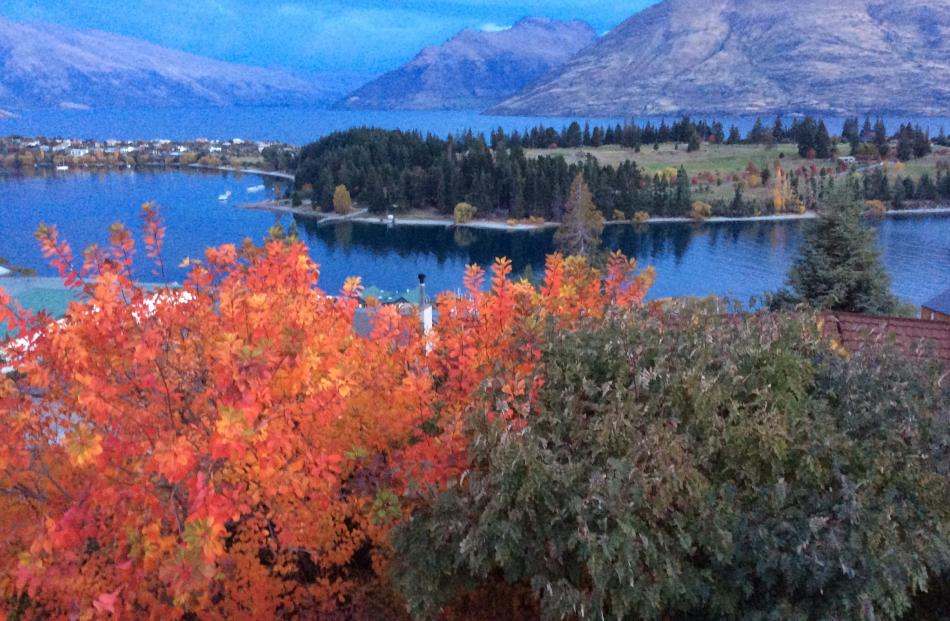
[0,205,653,619]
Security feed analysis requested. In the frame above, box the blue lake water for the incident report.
[1,169,948,305]
[2,107,948,144]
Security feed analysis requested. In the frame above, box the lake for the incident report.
[1,169,948,305]
[2,107,948,144]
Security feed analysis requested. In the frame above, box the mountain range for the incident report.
[336,18,597,111]
[0,16,323,111]
[2,0,949,117]
[490,0,950,117]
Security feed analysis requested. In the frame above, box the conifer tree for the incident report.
[687,129,701,152]
[675,166,692,215]
[775,183,899,314]
[815,120,832,159]
[727,125,741,145]
[772,115,786,143]
[873,118,889,157]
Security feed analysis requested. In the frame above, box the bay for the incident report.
[1,169,948,305]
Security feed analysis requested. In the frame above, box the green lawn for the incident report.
[526,142,949,205]
[525,143,820,177]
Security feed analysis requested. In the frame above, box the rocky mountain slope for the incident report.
[337,18,597,111]
[490,0,950,117]
[0,16,324,110]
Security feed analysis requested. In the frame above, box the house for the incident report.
[356,275,433,337]
[922,288,950,322]
[823,312,950,365]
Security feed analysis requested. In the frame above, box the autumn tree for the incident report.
[453,202,477,224]
[333,184,353,215]
[554,174,604,257]
[0,206,654,620]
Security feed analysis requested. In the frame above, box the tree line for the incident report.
[294,117,947,222]
[295,128,700,220]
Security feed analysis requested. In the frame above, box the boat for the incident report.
[56,165,69,171]
[247,185,265,193]
[218,191,232,201]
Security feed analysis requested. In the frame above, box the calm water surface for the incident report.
[1,170,948,304]
[3,107,948,144]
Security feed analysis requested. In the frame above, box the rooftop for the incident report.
[923,288,950,317]
[823,312,950,365]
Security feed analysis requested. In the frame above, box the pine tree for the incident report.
[873,118,889,158]
[815,121,832,159]
[727,126,741,145]
[555,174,604,257]
[777,185,899,314]
[841,116,860,154]
[675,166,692,215]
[772,115,786,143]
[749,118,768,144]
[687,129,701,152]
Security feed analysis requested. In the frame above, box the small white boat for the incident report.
[247,185,265,193]
[218,191,232,201]
[56,165,69,171]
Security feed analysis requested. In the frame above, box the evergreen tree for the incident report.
[749,118,768,144]
[727,125,741,145]
[815,120,832,159]
[795,116,818,157]
[842,116,860,153]
[896,124,914,161]
[563,122,583,148]
[776,185,899,314]
[772,115,786,143]
[364,169,388,213]
[861,115,874,141]
[591,126,604,148]
[913,126,932,159]
[555,174,604,257]
[712,122,726,145]
[873,118,889,158]
[675,166,692,215]
[687,128,701,152]
[918,173,938,201]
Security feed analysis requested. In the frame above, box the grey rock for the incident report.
[490,0,950,117]
[337,17,597,111]
[0,16,324,110]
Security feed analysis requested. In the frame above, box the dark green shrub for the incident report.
[393,307,950,620]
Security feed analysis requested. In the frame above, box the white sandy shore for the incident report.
[239,199,950,231]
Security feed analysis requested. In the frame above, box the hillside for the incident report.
[0,16,325,110]
[337,18,597,111]
[490,0,950,117]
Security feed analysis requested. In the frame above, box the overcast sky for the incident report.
[0,1,660,77]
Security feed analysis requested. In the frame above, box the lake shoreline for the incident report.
[239,199,950,231]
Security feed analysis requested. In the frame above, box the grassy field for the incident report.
[526,142,950,204]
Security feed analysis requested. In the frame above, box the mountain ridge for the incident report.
[490,0,950,117]
[337,17,597,111]
[0,16,327,111]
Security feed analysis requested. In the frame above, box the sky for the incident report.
[0,0,660,80]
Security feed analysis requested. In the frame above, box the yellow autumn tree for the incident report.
[333,184,352,215]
